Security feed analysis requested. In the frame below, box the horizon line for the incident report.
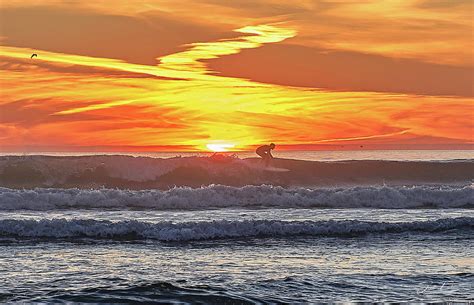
[1,144,473,153]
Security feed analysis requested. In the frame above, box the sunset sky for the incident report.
[0,0,473,151]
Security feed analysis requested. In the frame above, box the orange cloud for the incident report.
[2,1,472,66]
[0,2,473,151]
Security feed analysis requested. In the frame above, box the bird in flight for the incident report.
[31,53,37,59]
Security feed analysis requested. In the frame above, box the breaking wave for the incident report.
[0,184,472,210]
[0,217,471,241]
[0,155,472,189]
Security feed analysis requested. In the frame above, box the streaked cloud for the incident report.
[208,44,473,96]
[0,1,472,151]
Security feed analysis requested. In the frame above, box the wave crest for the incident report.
[0,184,472,210]
[1,155,472,188]
[0,217,471,241]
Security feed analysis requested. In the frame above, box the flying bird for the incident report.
[31,53,37,59]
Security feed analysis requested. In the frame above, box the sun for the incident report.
[206,143,235,152]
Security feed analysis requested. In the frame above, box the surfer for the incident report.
[256,143,275,167]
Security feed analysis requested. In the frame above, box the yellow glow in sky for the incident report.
[0,1,472,151]
[206,143,236,152]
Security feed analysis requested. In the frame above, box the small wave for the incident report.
[0,184,472,210]
[36,282,260,304]
[7,281,263,303]
[0,217,472,241]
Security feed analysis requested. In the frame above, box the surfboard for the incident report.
[264,166,290,172]
[237,159,290,172]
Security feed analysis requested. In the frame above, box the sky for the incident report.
[0,0,473,152]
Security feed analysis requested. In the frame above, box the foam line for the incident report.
[0,184,472,210]
[0,217,471,241]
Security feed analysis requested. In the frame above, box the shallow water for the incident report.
[1,207,473,223]
[1,209,472,302]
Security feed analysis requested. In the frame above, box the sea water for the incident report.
[0,151,472,302]
[2,149,473,161]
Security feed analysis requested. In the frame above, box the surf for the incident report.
[0,217,471,242]
[0,184,472,210]
[0,155,472,189]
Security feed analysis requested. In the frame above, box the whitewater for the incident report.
[1,152,473,302]
[0,184,472,210]
[1,216,472,241]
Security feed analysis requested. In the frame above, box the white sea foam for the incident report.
[0,217,471,241]
[0,184,472,210]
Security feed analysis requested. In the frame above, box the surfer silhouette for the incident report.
[256,143,275,167]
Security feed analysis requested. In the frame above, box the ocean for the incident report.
[0,150,472,302]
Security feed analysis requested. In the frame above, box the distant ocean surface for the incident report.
[1,150,472,302]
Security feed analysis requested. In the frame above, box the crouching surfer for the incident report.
[256,143,275,167]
